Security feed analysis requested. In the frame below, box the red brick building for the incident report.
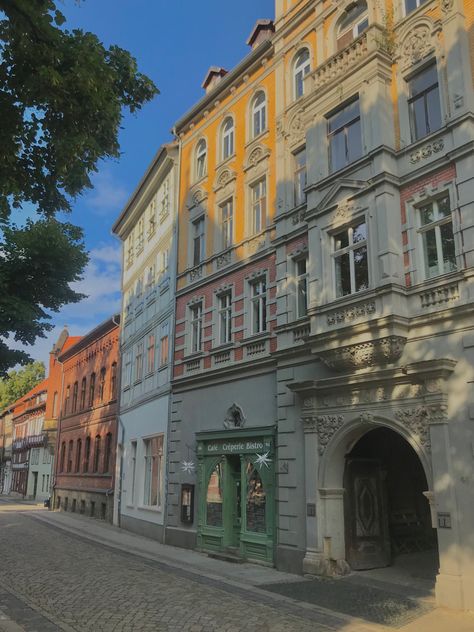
[54,316,120,521]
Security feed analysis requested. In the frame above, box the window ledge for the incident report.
[239,331,270,345]
[137,505,163,514]
[245,128,269,149]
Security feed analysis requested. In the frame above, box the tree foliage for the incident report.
[0,0,158,375]
[0,360,45,410]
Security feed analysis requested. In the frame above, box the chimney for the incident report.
[202,67,228,93]
[246,19,275,49]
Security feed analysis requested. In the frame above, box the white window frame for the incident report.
[195,139,207,180]
[222,117,234,160]
[143,435,163,508]
[417,193,457,279]
[220,198,233,250]
[293,147,307,207]
[192,216,205,266]
[250,278,267,335]
[218,292,232,345]
[134,341,144,382]
[332,219,369,298]
[252,91,267,138]
[190,303,203,354]
[293,49,311,100]
[250,178,267,234]
[295,257,308,319]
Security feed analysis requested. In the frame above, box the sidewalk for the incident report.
[14,502,474,632]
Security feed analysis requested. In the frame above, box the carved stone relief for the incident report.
[440,0,454,14]
[214,168,236,191]
[326,301,376,326]
[399,25,433,70]
[334,200,361,225]
[245,144,270,170]
[409,139,444,164]
[317,415,345,454]
[224,403,246,429]
[216,251,232,269]
[318,336,407,372]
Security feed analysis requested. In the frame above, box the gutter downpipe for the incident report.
[112,300,124,528]
[51,355,65,510]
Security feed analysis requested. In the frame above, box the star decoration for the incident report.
[255,452,272,469]
[181,460,195,474]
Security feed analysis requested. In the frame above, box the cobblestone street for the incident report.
[0,501,354,632]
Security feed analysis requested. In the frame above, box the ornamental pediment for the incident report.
[314,179,366,217]
[244,143,270,171]
[213,166,237,192]
[186,186,208,210]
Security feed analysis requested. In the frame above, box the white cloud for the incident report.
[86,169,128,216]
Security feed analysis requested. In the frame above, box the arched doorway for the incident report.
[344,427,438,578]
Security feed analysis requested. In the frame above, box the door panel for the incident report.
[344,458,391,570]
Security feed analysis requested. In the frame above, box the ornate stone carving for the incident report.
[318,336,406,372]
[399,25,433,70]
[409,139,444,164]
[189,266,203,281]
[395,407,430,450]
[334,200,361,225]
[224,403,246,429]
[276,118,285,138]
[359,411,375,424]
[246,144,270,169]
[216,251,231,269]
[313,34,368,92]
[326,301,376,326]
[291,210,306,225]
[188,188,205,209]
[317,415,345,454]
[440,0,454,14]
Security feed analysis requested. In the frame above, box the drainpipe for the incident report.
[111,313,123,529]
[51,355,65,510]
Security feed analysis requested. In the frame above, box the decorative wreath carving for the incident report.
[223,403,246,429]
[399,24,433,70]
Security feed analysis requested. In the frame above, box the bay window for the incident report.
[333,220,369,297]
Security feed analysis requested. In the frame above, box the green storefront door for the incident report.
[196,427,275,564]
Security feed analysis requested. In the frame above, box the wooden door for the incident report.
[344,458,391,570]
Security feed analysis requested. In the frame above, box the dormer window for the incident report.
[196,139,207,180]
[337,2,368,51]
[222,117,234,160]
[293,49,311,99]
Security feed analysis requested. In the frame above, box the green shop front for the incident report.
[196,426,275,564]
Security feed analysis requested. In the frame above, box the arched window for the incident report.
[84,436,91,473]
[337,1,368,51]
[222,117,234,160]
[67,440,73,473]
[75,439,82,473]
[195,139,207,180]
[72,382,78,412]
[104,432,113,473]
[110,362,117,400]
[64,385,70,414]
[293,49,311,99]
[93,435,101,473]
[89,372,96,407]
[252,91,267,138]
[60,441,66,472]
[80,377,86,409]
[99,368,106,402]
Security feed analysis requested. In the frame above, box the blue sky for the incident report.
[24,0,275,368]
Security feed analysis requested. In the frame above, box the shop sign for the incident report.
[198,437,273,456]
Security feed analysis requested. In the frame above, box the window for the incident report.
[126,234,134,268]
[99,368,106,402]
[123,353,132,388]
[250,179,266,233]
[327,98,362,172]
[294,147,307,207]
[64,385,70,414]
[89,372,96,407]
[250,279,267,334]
[135,342,144,382]
[190,304,203,353]
[295,258,308,318]
[408,64,441,142]
[84,436,91,473]
[195,139,207,179]
[129,441,137,504]
[93,435,101,473]
[146,264,155,288]
[333,220,369,297]
[136,276,143,299]
[252,91,266,137]
[160,177,170,220]
[222,117,234,160]
[218,292,232,345]
[72,382,78,413]
[110,362,117,399]
[337,1,368,51]
[405,0,427,15]
[80,377,87,409]
[160,323,169,367]
[147,333,155,374]
[143,435,163,507]
[136,216,144,254]
[192,216,205,266]
[30,448,40,465]
[418,194,456,278]
[104,433,113,473]
[220,199,233,250]
[294,49,311,99]
[161,248,169,272]
[67,440,73,473]
[148,197,157,238]
[75,439,82,473]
